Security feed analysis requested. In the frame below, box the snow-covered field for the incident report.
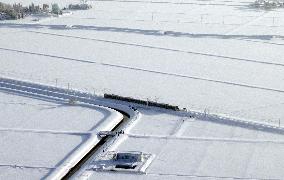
[1,0,284,179]
[0,91,123,179]
[1,0,284,125]
[75,107,284,179]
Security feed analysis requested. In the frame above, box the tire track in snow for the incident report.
[0,127,90,136]
[126,133,284,144]
[224,11,269,35]
[27,30,284,68]
[1,47,284,94]
[0,164,54,170]
[147,172,279,180]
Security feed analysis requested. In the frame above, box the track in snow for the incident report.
[1,47,284,94]
[126,133,284,144]
[26,30,284,68]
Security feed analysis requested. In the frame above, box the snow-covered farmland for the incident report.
[1,0,284,125]
[1,0,284,179]
[75,107,284,180]
[0,91,123,179]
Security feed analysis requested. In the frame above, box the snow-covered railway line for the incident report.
[0,77,140,131]
[1,76,284,127]
[0,76,139,135]
[1,76,283,133]
[0,76,124,110]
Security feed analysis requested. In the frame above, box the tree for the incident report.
[51,3,60,14]
[0,2,18,19]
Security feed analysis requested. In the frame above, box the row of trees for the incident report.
[254,0,284,8]
[1,1,92,20]
[0,2,63,20]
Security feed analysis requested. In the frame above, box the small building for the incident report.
[113,151,143,169]
[92,151,154,173]
[115,151,143,162]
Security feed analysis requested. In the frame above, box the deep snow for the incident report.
[1,0,284,179]
[1,0,284,125]
[0,91,122,179]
